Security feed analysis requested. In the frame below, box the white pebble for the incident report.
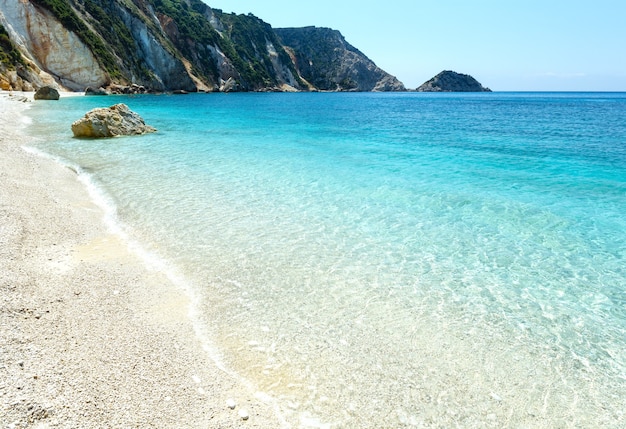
[226,398,237,409]
[239,409,249,420]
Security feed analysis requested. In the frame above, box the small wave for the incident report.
[20,145,233,376]
[20,115,33,125]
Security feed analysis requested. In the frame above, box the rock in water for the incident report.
[85,86,110,96]
[417,70,491,92]
[71,104,156,138]
[34,86,60,100]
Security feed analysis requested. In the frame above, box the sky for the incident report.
[204,0,626,91]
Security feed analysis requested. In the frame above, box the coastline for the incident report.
[0,92,283,428]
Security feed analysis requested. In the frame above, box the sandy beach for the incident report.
[0,92,283,428]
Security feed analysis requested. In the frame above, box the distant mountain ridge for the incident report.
[0,0,404,92]
[417,70,491,92]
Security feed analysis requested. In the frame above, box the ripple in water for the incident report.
[29,92,626,427]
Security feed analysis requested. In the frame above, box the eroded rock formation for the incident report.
[71,104,156,138]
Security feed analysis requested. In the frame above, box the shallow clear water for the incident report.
[28,92,626,427]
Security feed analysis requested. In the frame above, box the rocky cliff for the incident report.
[0,0,404,92]
[275,27,405,92]
[417,70,491,92]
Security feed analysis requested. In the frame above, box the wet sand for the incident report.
[0,92,284,428]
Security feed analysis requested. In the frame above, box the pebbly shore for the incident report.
[0,92,284,428]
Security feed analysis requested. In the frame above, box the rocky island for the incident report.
[417,70,491,92]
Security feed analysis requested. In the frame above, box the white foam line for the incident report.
[21,143,289,426]
[21,145,230,370]
[72,150,291,424]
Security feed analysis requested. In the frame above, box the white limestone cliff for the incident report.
[0,0,108,90]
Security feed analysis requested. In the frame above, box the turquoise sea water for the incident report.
[27,93,626,427]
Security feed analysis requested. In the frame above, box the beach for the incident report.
[3,91,625,428]
[0,92,283,428]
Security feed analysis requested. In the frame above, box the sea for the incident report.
[24,92,626,428]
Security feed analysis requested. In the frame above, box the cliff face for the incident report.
[1,21,37,90]
[0,0,404,92]
[0,0,107,91]
[417,70,491,92]
[276,27,405,92]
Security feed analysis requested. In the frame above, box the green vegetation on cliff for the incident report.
[276,27,348,90]
[151,0,220,47]
[2,0,402,92]
[276,27,405,92]
[416,70,491,92]
[30,0,122,79]
[0,24,26,70]
[149,0,221,82]
[81,0,151,81]
[148,0,302,89]
[217,13,277,87]
[215,11,304,88]
[149,0,297,90]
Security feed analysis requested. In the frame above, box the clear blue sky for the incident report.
[205,0,626,91]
